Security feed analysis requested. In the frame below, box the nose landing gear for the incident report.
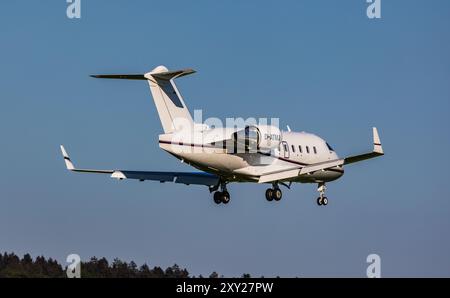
[316,182,328,206]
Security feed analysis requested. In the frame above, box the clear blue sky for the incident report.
[1,0,449,277]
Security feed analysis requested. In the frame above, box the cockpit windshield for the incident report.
[326,142,334,151]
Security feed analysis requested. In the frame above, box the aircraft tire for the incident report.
[265,189,274,201]
[273,189,282,201]
[317,197,322,206]
[214,192,222,204]
[221,191,230,204]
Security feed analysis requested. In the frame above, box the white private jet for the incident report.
[60,65,384,206]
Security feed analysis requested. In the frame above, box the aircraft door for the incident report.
[281,141,290,158]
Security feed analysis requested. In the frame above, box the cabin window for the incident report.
[298,145,302,153]
[313,146,317,154]
[283,143,288,152]
[291,145,295,153]
[326,142,334,151]
[306,146,310,154]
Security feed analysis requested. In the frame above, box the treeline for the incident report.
[0,252,250,278]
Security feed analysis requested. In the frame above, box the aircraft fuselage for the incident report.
[159,130,344,184]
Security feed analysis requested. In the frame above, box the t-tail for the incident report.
[91,66,195,133]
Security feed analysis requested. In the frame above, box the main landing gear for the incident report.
[316,182,328,206]
[213,191,230,205]
[265,184,282,202]
[213,183,230,205]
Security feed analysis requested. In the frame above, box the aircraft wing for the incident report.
[60,145,219,186]
[343,127,384,164]
[258,159,345,183]
[258,127,384,183]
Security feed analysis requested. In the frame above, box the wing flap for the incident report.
[258,169,300,184]
[114,170,219,186]
[174,173,219,185]
[299,159,344,175]
[258,159,344,184]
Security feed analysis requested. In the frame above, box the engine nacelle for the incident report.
[232,125,281,153]
[256,124,281,151]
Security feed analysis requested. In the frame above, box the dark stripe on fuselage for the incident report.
[158,140,344,174]
[159,140,215,149]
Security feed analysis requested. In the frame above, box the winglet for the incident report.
[372,127,383,154]
[343,127,384,165]
[60,145,75,170]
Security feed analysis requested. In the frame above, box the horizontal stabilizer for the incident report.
[90,69,196,81]
[90,65,196,134]
[90,74,147,80]
[149,68,196,81]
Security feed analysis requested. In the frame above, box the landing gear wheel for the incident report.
[265,189,274,201]
[273,188,282,201]
[317,183,329,206]
[221,191,230,204]
[213,192,222,205]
